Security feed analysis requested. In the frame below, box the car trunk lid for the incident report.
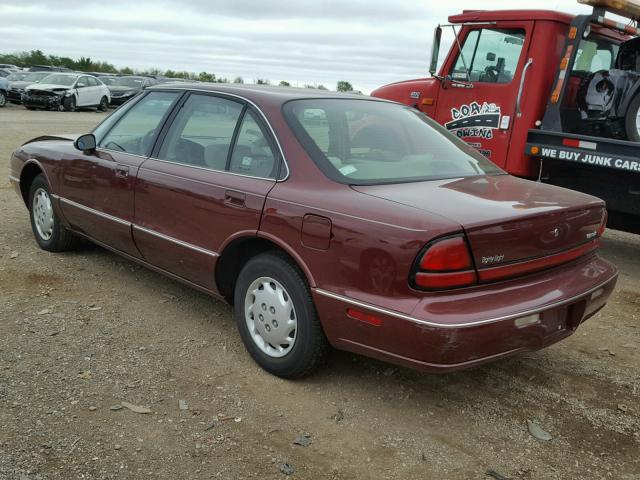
[352,175,605,281]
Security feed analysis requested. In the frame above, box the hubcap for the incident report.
[32,188,54,241]
[244,277,297,358]
[636,109,640,136]
[0,94,6,107]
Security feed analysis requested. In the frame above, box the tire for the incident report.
[0,91,6,108]
[625,94,640,142]
[98,96,108,112]
[234,251,329,378]
[28,174,78,252]
[63,95,76,112]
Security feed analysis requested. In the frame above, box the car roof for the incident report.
[147,82,372,106]
[449,9,575,24]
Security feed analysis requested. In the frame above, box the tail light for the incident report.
[597,209,607,237]
[411,234,477,290]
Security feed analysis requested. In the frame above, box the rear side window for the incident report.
[574,37,618,73]
[156,94,244,169]
[228,111,278,178]
[451,28,525,83]
[98,91,180,156]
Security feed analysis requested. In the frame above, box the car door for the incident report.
[74,76,91,106]
[86,76,100,104]
[433,22,533,168]
[58,90,182,257]
[133,92,282,290]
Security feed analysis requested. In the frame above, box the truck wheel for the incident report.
[625,94,640,142]
[234,251,329,378]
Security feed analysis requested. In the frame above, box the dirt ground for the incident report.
[0,103,639,480]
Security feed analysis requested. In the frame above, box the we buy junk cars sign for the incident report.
[532,144,640,173]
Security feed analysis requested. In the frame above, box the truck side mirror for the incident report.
[429,26,442,76]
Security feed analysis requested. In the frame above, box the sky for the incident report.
[1,1,611,93]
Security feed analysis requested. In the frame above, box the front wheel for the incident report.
[234,251,329,378]
[98,96,108,111]
[28,174,78,252]
[0,91,6,107]
[625,94,640,142]
[63,95,76,112]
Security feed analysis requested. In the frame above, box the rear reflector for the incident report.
[477,239,599,283]
[346,308,383,326]
[562,138,597,150]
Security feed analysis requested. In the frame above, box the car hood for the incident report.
[352,175,605,266]
[22,133,81,146]
[25,83,73,92]
[9,80,37,89]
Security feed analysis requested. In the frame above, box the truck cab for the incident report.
[372,4,640,233]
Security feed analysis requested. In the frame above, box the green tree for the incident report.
[279,80,291,87]
[198,71,216,82]
[255,78,270,85]
[233,76,244,84]
[317,84,328,90]
[336,80,353,92]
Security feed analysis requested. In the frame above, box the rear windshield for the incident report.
[283,99,504,185]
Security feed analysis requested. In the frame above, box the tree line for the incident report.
[0,49,356,92]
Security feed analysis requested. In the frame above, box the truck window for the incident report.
[574,37,618,73]
[451,28,525,84]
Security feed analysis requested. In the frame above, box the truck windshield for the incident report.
[283,99,504,185]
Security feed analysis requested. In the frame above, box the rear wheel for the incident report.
[28,174,78,252]
[234,251,329,378]
[98,96,108,112]
[625,94,640,142]
[63,95,76,112]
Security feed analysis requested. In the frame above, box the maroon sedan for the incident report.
[9,84,617,378]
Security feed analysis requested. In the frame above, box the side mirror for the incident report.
[429,26,442,76]
[74,133,96,152]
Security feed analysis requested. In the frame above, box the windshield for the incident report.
[24,72,50,82]
[283,99,504,185]
[113,77,145,88]
[40,74,78,86]
[7,72,28,81]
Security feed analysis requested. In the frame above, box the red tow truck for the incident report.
[372,0,640,233]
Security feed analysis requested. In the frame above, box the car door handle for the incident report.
[115,164,129,178]
[224,190,246,208]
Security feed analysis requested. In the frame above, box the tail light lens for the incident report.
[597,209,607,237]
[412,234,477,290]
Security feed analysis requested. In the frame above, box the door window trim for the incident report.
[149,90,288,181]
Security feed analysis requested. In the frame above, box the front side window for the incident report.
[451,28,525,83]
[284,99,504,185]
[156,94,243,169]
[98,91,180,156]
[76,77,89,88]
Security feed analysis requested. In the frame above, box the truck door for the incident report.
[434,22,533,169]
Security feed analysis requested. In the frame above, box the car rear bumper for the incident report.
[109,96,133,106]
[312,253,618,372]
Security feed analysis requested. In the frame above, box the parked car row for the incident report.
[0,68,195,110]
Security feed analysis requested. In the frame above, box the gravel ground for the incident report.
[0,103,639,480]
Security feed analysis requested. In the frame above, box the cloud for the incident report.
[0,1,606,93]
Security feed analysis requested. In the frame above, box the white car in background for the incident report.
[22,73,111,111]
